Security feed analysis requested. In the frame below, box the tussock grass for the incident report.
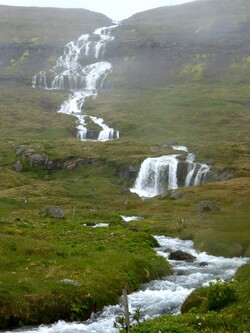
[0,3,249,327]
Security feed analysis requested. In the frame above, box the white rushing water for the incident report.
[5,236,248,333]
[32,25,119,141]
[130,155,179,198]
[131,146,210,198]
[120,215,144,222]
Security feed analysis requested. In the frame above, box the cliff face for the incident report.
[0,5,112,82]
[1,1,250,88]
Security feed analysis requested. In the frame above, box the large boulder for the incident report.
[44,206,64,218]
[197,200,221,213]
[29,154,48,167]
[169,250,196,261]
[205,169,233,183]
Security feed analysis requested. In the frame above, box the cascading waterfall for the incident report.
[131,146,210,198]
[32,25,119,141]
[130,155,179,198]
[4,235,248,333]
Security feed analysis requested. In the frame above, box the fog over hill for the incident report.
[0,0,250,87]
[0,5,112,80]
[0,0,249,329]
[107,0,250,88]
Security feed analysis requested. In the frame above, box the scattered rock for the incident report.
[205,169,233,183]
[86,222,96,226]
[234,201,243,208]
[46,160,54,171]
[197,200,221,213]
[169,250,196,261]
[163,248,173,253]
[60,279,80,287]
[116,165,138,180]
[129,227,138,232]
[169,190,183,200]
[29,154,48,167]
[120,188,131,194]
[14,161,23,172]
[124,165,138,180]
[199,262,209,267]
[44,206,64,218]
[15,144,27,156]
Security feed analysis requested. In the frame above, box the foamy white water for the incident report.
[120,215,143,222]
[4,236,248,333]
[130,149,210,198]
[130,155,179,198]
[32,25,119,141]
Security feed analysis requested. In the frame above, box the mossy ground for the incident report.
[0,2,249,329]
[0,80,249,328]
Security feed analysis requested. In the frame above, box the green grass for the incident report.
[0,219,171,327]
[125,265,250,333]
[0,1,249,329]
[0,79,249,327]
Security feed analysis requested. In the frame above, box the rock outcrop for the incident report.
[44,206,64,218]
[197,200,221,213]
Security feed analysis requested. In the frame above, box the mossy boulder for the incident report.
[197,200,221,213]
[44,205,64,218]
[169,250,196,261]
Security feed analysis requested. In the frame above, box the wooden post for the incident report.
[72,206,76,224]
[122,288,130,333]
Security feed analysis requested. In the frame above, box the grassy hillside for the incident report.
[109,0,250,88]
[0,5,112,79]
[0,0,249,329]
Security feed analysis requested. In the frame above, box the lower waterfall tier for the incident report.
[130,153,210,198]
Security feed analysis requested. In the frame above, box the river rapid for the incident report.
[4,235,248,333]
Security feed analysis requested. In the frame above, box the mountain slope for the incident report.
[0,5,112,79]
[108,0,250,88]
[0,1,249,328]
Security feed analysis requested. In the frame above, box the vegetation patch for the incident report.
[0,0,249,330]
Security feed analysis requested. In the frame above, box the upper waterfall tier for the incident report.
[130,147,210,198]
[32,25,117,92]
[32,25,119,141]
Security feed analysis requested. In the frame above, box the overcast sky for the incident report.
[0,0,198,21]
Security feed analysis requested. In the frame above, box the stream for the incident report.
[26,21,248,333]
[32,24,119,141]
[4,235,248,333]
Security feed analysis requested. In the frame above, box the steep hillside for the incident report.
[0,5,112,80]
[108,0,250,88]
[0,0,249,329]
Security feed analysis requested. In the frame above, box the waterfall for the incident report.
[32,25,119,141]
[130,155,179,198]
[131,148,210,198]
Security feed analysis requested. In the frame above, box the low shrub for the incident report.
[206,278,240,311]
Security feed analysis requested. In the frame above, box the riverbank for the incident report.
[0,224,171,329]
[2,236,248,333]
